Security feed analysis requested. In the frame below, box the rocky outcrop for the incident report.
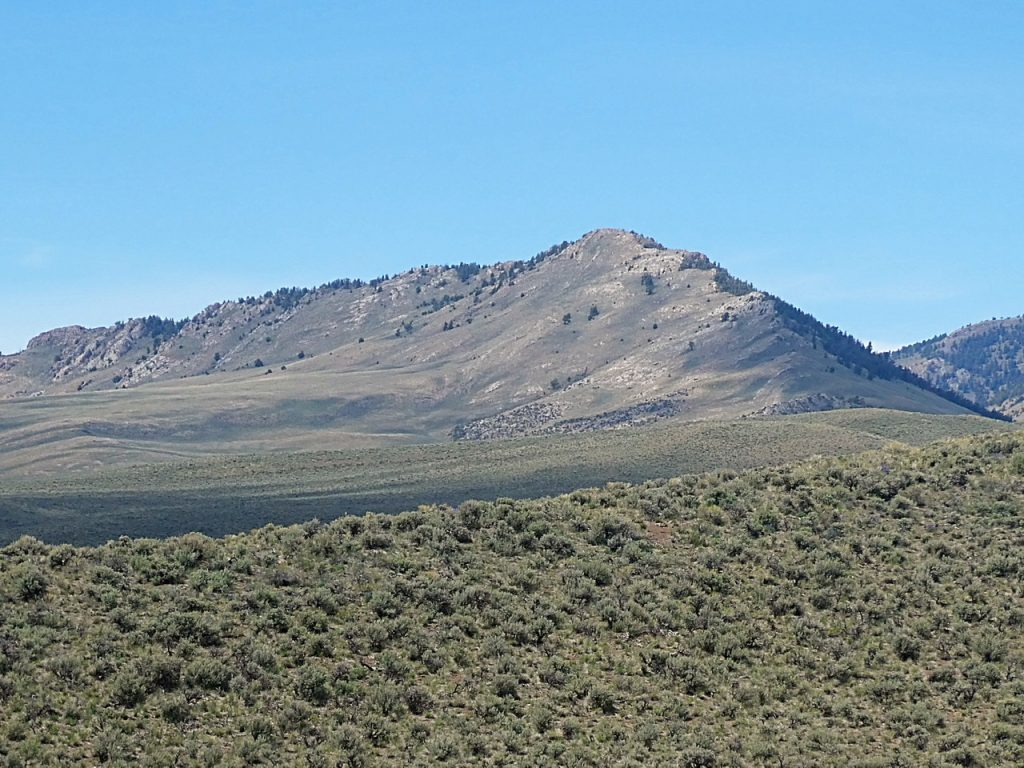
[452,395,685,440]
[750,394,866,417]
[451,403,564,440]
[26,325,91,350]
[539,396,684,436]
[1001,395,1024,421]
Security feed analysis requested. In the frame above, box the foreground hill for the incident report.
[894,315,1024,420]
[0,230,1001,475]
[2,431,1024,766]
[0,409,1011,546]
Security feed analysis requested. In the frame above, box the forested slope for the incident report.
[895,316,1024,419]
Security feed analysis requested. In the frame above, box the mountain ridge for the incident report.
[1,229,998,416]
[0,229,1008,475]
[893,314,1024,420]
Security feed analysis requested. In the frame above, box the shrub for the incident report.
[973,634,1007,663]
[111,665,152,706]
[296,665,331,704]
[493,675,518,699]
[667,656,711,695]
[49,544,76,568]
[160,694,191,723]
[150,655,182,690]
[431,734,461,761]
[47,655,83,684]
[590,686,616,714]
[403,684,432,715]
[13,567,48,601]
[678,747,717,768]
[530,705,554,732]
[244,714,277,741]
[893,633,922,661]
[361,532,394,550]
[184,658,232,691]
[366,683,403,717]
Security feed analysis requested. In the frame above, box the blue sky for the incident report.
[2,1,1022,354]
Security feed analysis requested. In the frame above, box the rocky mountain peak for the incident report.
[0,229,998,435]
[26,325,90,350]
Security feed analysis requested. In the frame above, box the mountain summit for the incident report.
[0,229,999,473]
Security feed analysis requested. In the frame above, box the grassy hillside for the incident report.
[0,410,1012,546]
[3,431,1024,766]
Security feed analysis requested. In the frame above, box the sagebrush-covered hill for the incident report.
[2,431,1024,765]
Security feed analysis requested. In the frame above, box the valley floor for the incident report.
[0,409,1013,545]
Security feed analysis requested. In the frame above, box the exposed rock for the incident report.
[750,394,866,417]
[539,396,685,436]
[27,325,90,350]
[452,403,564,440]
[452,395,685,440]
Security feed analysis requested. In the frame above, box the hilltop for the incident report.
[2,430,1024,766]
[894,315,1024,420]
[0,230,1000,475]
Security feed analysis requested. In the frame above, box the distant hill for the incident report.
[1,409,1010,545]
[3,430,1024,765]
[0,229,1004,475]
[893,315,1024,420]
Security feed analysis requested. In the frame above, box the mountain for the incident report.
[0,229,1002,475]
[893,315,1024,420]
[4,430,1024,765]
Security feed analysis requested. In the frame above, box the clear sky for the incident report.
[2,1,1022,354]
